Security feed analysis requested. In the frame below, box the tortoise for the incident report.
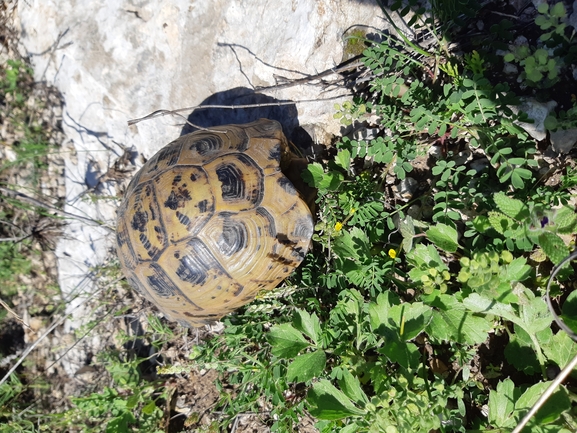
[116,119,314,327]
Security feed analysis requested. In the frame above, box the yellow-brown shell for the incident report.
[116,119,314,327]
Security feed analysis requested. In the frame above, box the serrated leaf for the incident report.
[519,295,552,335]
[505,257,531,282]
[267,324,310,358]
[286,350,326,383]
[338,367,369,406]
[294,309,322,345]
[307,379,367,420]
[334,149,351,172]
[400,216,415,253]
[538,231,568,265]
[368,291,401,335]
[303,163,325,187]
[407,244,447,272]
[426,223,459,253]
[380,337,421,369]
[488,378,516,427]
[514,381,570,425]
[464,291,551,336]
[505,325,548,375]
[543,330,575,368]
[553,206,577,233]
[488,211,517,234]
[333,227,370,262]
[426,295,491,345]
[389,302,433,341]
[493,192,526,219]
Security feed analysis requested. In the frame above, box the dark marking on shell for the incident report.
[147,142,182,173]
[189,135,223,156]
[268,142,281,161]
[176,210,191,227]
[277,177,297,195]
[256,207,276,236]
[197,199,209,212]
[131,210,148,232]
[172,174,182,186]
[147,262,204,310]
[147,262,178,297]
[164,187,192,210]
[232,283,243,296]
[217,215,248,256]
[216,162,245,200]
[276,232,295,245]
[148,203,157,221]
[175,238,228,286]
[139,233,161,260]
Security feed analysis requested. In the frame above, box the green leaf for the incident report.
[141,399,157,415]
[519,295,552,335]
[294,309,322,346]
[286,350,326,383]
[537,2,549,13]
[400,216,415,253]
[426,294,491,345]
[538,231,568,265]
[464,291,551,336]
[333,227,370,262]
[488,378,516,428]
[335,149,351,172]
[368,291,400,335]
[552,206,577,233]
[488,211,517,234]
[380,337,421,369]
[505,257,531,282]
[267,324,310,358]
[426,223,459,253]
[338,367,369,406]
[407,244,447,271]
[551,1,566,18]
[514,381,570,425]
[505,326,546,375]
[389,302,433,341]
[493,192,526,219]
[303,162,324,187]
[561,290,577,334]
[543,330,575,368]
[307,379,367,420]
[544,114,558,131]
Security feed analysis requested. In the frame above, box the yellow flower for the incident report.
[334,222,343,232]
[388,249,397,259]
[350,208,356,214]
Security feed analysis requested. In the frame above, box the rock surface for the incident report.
[16,0,394,372]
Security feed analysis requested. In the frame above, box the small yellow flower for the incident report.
[350,208,356,214]
[334,222,343,232]
[388,249,397,259]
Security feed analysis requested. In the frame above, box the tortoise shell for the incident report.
[116,119,314,327]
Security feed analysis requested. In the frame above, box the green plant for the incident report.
[503,2,573,89]
[504,46,561,88]
[480,192,577,264]
[535,2,571,43]
[66,350,166,433]
[0,241,32,299]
